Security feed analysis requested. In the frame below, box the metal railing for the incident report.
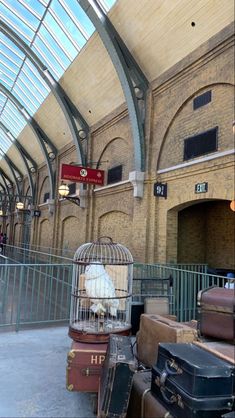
[133,263,227,321]
[5,244,73,265]
[0,252,228,331]
[0,261,73,331]
[12,241,76,259]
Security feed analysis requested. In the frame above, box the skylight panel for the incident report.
[0,2,34,44]
[1,46,22,69]
[48,2,82,51]
[0,55,19,74]
[32,39,62,80]
[43,12,78,60]
[1,113,23,137]
[20,67,46,101]
[4,101,26,130]
[0,131,12,150]
[24,59,50,94]
[38,23,72,65]
[0,34,25,60]
[13,83,37,114]
[0,74,13,90]
[16,77,42,107]
[0,63,18,88]
[16,0,44,20]
[58,0,94,40]
[1,0,40,31]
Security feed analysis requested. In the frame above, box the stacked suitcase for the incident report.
[66,341,107,392]
[151,342,234,418]
[98,334,137,418]
[197,286,235,341]
[130,286,235,418]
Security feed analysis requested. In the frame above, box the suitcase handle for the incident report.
[81,367,101,376]
[160,386,177,404]
[159,360,183,386]
[165,359,182,376]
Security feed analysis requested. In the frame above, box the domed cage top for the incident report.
[69,237,133,343]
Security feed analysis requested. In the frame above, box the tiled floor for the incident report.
[0,326,96,418]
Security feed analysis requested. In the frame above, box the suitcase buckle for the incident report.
[166,359,183,375]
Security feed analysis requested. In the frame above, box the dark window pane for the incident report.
[184,127,218,160]
[68,183,76,195]
[193,91,212,110]
[107,165,122,184]
[43,192,50,202]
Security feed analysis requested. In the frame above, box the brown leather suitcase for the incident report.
[193,340,235,365]
[127,370,173,418]
[144,297,169,315]
[136,314,198,367]
[198,287,235,341]
[66,341,107,392]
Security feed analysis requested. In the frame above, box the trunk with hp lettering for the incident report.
[66,341,107,392]
[98,334,137,418]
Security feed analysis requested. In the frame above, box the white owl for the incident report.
[84,263,119,317]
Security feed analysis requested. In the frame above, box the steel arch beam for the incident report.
[78,0,149,172]
[0,84,56,199]
[0,20,89,165]
[0,182,6,192]
[0,150,23,196]
[0,122,37,202]
[0,169,13,195]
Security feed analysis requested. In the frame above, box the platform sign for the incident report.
[154,182,167,198]
[195,182,208,194]
[61,164,105,186]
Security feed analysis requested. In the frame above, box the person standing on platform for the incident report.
[2,233,7,255]
[0,233,3,254]
[225,272,235,289]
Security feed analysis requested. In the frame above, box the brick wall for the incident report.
[28,24,234,269]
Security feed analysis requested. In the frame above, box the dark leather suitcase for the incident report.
[127,370,173,418]
[197,286,235,341]
[151,343,235,418]
[98,334,137,418]
[66,341,107,392]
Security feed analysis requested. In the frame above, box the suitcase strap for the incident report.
[81,367,101,376]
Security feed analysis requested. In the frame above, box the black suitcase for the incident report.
[151,343,235,418]
[98,334,137,418]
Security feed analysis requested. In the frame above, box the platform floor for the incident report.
[0,326,96,418]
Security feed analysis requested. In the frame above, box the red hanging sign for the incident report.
[61,164,105,186]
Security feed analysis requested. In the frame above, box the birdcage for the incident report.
[69,237,133,343]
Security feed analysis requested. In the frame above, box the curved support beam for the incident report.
[0,169,13,196]
[78,0,149,172]
[0,20,89,166]
[0,151,22,196]
[0,122,37,203]
[0,84,56,199]
[0,182,6,192]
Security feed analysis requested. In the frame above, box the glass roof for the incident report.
[0,0,116,155]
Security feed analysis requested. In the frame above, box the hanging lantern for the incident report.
[230,200,235,212]
[69,236,133,343]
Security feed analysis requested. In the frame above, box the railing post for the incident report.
[16,265,24,332]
